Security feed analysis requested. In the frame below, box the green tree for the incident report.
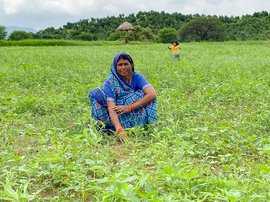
[180,17,225,41]
[127,25,155,41]
[226,12,270,40]
[8,31,34,40]
[35,27,66,39]
[108,31,126,41]
[0,25,7,39]
[66,29,81,40]
[77,32,97,41]
[157,28,178,43]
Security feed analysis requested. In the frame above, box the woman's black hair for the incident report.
[117,54,134,65]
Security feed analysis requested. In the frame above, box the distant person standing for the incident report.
[168,40,181,60]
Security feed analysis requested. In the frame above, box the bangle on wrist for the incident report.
[116,127,124,133]
[129,104,134,112]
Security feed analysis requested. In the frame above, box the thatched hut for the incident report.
[116,22,134,43]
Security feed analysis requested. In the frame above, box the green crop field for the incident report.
[1,41,270,201]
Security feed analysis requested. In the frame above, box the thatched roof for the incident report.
[116,22,134,31]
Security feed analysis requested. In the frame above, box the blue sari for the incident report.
[89,52,157,130]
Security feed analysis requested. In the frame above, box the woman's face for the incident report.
[116,58,132,77]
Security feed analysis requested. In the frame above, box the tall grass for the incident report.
[0,41,270,201]
[0,39,154,47]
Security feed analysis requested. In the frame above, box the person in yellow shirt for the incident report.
[168,40,180,60]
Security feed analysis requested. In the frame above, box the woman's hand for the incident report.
[113,105,130,115]
[117,130,128,143]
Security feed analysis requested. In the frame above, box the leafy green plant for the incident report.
[0,173,35,201]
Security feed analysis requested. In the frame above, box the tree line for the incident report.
[1,11,269,42]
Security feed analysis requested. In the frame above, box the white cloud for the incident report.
[37,0,94,15]
[0,0,25,14]
[0,0,269,30]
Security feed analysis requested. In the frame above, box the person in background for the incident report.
[89,52,157,142]
[168,40,181,60]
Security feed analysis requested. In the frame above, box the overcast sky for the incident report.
[0,0,269,30]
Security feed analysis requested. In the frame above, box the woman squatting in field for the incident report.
[89,52,157,142]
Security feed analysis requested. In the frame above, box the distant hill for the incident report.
[6,26,37,35]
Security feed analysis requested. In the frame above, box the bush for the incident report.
[77,32,98,41]
[157,28,178,43]
[127,26,155,42]
[108,31,126,41]
[0,25,7,39]
[8,31,34,40]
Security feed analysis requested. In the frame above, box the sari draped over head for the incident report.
[89,52,157,131]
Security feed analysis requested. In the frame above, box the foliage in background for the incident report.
[0,41,270,200]
[34,27,67,39]
[222,11,270,40]
[180,17,225,41]
[8,31,34,41]
[0,25,7,39]
[2,11,270,42]
[33,11,269,41]
[108,31,126,41]
[157,28,178,43]
[127,26,156,42]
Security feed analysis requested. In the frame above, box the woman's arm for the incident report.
[107,101,128,141]
[107,101,122,129]
[132,86,156,110]
[112,86,156,114]
[109,86,156,143]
